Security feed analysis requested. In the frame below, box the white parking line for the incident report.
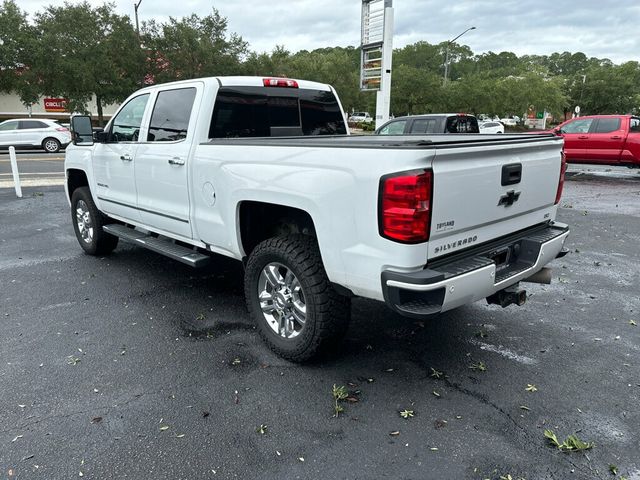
[0,157,65,162]
[0,173,63,176]
[0,178,65,188]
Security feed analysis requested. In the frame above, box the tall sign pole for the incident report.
[360,0,394,130]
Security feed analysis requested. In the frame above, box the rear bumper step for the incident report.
[103,224,211,268]
[382,222,569,318]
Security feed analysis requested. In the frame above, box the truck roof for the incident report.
[133,76,333,93]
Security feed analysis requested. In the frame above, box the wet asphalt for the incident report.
[0,166,639,479]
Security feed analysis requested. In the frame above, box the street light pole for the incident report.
[443,26,476,87]
[134,0,143,36]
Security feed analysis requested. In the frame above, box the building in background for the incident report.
[0,92,119,123]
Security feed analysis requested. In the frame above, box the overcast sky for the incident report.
[18,0,640,64]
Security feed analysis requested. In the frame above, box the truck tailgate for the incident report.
[429,136,564,260]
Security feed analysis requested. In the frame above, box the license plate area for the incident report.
[488,243,519,271]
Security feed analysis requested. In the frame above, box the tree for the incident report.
[390,64,443,115]
[575,62,640,114]
[30,2,145,124]
[141,10,248,83]
[0,0,39,106]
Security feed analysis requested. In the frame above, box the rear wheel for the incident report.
[71,187,118,255]
[42,137,61,153]
[244,235,350,362]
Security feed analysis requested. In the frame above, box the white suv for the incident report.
[0,118,72,153]
[348,112,373,123]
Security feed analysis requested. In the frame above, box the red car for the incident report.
[553,114,640,167]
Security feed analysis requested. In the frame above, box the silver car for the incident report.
[0,118,72,153]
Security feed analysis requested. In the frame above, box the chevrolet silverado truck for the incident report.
[65,76,570,361]
[553,114,640,167]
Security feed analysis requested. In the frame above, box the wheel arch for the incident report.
[66,168,89,203]
[238,201,316,258]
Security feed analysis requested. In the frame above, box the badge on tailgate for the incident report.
[498,190,521,207]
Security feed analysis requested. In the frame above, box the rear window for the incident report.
[410,118,438,134]
[210,86,346,138]
[445,115,479,133]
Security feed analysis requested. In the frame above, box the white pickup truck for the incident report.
[65,76,569,361]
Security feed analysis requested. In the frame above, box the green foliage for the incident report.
[332,384,348,417]
[0,0,37,103]
[399,409,414,419]
[544,429,594,451]
[141,9,248,83]
[28,1,146,123]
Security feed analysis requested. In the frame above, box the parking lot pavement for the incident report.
[1,169,639,479]
[0,152,64,188]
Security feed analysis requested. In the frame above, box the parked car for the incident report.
[375,114,480,135]
[348,112,374,124]
[500,118,518,127]
[479,121,505,134]
[65,76,568,361]
[552,114,640,167]
[0,118,71,153]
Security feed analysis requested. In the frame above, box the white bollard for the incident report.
[9,146,22,198]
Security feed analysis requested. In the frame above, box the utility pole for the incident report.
[577,74,586,117]
[134,0,142,36]
[443,26,476,87]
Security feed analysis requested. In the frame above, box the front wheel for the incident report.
[244,235,350,362]
[71,187,119,255]
[42,137,61,153]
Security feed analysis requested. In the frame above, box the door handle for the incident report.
[168,157,185,166]
[120,154,133,161]
[610,135,622,139]
[577,135,589,139]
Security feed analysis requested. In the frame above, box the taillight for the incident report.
[379,170,433,243]
[555,151,567,204]
[263,78,298,88]
[56,127,69,132]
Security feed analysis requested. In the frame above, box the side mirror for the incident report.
[554,128,562,136]
[71,116,94,145]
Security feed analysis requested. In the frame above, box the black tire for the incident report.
[42,137,61,153]
[244,235,350,362]
[71,187,119,255]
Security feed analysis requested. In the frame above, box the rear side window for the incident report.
[594,118,621,133]
[631,118,640,133]
[410,119,438,134]
[445,115,479,133]
[560,118,593,134]
[0,121,19,131]
[210,86,346,138]
[378,120,406,135]
[148,88,197,142]
[19,120,48,129]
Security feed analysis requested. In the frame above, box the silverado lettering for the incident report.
[434,235,479,254]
